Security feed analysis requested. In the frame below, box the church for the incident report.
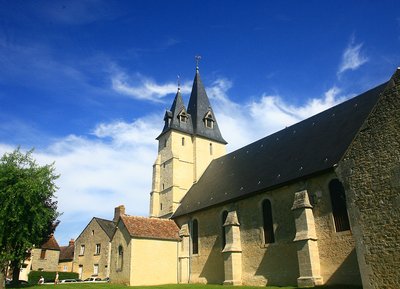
[77,64,400,289]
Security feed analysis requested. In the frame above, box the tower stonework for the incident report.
[150,67,227,218]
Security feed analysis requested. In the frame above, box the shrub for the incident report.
[28,271,79,284]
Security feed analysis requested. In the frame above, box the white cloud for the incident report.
[338,38,368,75]
[111,71,192,102]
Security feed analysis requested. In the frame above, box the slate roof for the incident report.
[120,215,180,241]
[94,217,116,240]
[187,69,227,144]
[173,82,388,217]
[59,244,74,262]
[41,235,60,250]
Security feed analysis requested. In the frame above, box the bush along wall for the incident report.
[28,271,79,284]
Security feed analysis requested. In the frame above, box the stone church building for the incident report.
[147,65,399,288]
[77,65,399,288]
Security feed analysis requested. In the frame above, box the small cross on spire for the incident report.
[195,55,202,71]
[177,75,181,91]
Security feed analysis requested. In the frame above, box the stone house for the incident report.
[150,66,399,288]
[58,239,75,272]
[109,215,180,286]
[30,234,60,272]
[72,206,124,280]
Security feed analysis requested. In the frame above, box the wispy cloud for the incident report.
[111,71,191,102]
[338,37,368,75]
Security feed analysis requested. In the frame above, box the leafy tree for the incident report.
[0,148,59,288]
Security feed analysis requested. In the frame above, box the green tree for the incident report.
[0,148,60,288]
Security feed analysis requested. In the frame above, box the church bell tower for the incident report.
[150,61,227,218]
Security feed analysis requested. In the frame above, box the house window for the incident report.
[209,143,213,155]
[117,245,124,271]
[63,265,68,272]
[80,245,85,256]
[329,179,351,232]
[182,137,185,146]
[164,139,167,148]
[40,249,46,259]
[191,219,199,255]
[91,230,94,236]
[93,264,99,276]
[160,203,163,211]
[262,199,275,244]
[221,211,228,249]
[95,244,101,255]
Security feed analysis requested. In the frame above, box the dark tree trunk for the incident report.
[11,260,20,287]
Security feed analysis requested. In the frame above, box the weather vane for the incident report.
[195,55,202,70]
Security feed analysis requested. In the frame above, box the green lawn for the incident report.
[8,283,362,289]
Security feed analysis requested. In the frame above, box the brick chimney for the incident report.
[68,239,75,246]
[113,205,126,223]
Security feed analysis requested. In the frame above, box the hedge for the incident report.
[28,271,79,284]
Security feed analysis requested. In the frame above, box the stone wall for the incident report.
[175,171,361,286]
[337,69,400,289]
[109,221,132,285]
[31,248,60,272]
[73,219,111,280]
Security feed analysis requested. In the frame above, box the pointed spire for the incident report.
[187,64,227,144]
[157,87,193,139]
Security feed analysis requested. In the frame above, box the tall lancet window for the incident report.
[262,199,275,244]
[329,179,350,232]
[191,219,199,255]
[221,210,228,249]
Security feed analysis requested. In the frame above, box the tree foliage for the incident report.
[0,148,60,285]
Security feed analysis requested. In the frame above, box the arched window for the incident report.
[191,219,199,255]
[329,179,350,232]
[221,211,228,249]
[117,245,123,271]
[182,137,185,146]
[262,199,275,244]
[209,143,213,155]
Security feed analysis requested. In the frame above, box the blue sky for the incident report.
[1,0,399,245]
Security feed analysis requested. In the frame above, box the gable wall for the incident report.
[109,221,132,285]
[175,171,361,286]
[31,248,60,272]
[73,219,111,279]
[337,73,400,289]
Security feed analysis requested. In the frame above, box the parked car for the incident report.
[102,277,110,282]
[83,277,103,282]
[5,280,29,287]
[60,279,78,283]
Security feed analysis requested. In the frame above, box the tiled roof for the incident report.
[95,217,116,240]
[41,235,60,250]
[173,81,388,217]
[120,216,180,241]
[59,245,74,261]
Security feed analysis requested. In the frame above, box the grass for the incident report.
[7,283,363,289]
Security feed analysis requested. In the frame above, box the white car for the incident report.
[60,279,78,283]
[83,277,103,282]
